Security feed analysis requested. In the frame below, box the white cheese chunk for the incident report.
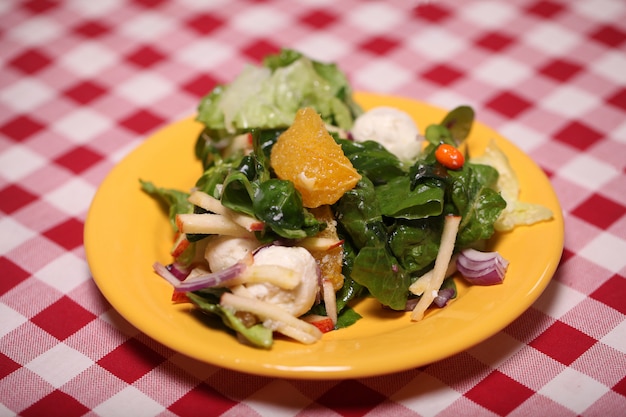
[244,246,319,317]
[351,106,422,161]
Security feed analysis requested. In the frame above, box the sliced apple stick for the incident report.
[322,279,338,325]
[408,275,430,298]
[188,189,222,213]
[230,284,253,298]
[226,209,265,232]
[272,322,322,345]
[188,190,264,232]
[176,213,252,237]
[170,232,190,257]
[234,265,300,290]
[409,254,458,296]
[411,215,461,321]
[220,293,323,344]
[297,236,344,251]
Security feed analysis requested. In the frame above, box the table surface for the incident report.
[1,0,625,416]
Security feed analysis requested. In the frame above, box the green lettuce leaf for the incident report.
[196,49,362,140]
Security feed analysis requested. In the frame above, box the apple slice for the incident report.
[176,213,252,237]
[188,190,264,232]
[302,314,335,333]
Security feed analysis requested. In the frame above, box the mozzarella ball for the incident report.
[204,235,259,272]
[245,246,319,317]
[351,106,422,161]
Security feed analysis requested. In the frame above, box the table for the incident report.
[1,0,625,416]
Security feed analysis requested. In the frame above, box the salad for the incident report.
[142,49,552,348]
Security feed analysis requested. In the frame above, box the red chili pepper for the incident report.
[171,291,190,304]
[435,144,465,170]
[310,317,334,333]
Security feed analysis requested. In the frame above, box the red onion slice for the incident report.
[176,261,248,292]
[433,287,456,307]
[153,262,182,287]
[456,248,509,285]
[153,260,249,292]
[166,262,191,280]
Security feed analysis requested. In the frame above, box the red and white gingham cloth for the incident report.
[1,0,625,416]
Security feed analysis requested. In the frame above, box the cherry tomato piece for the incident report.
[435,144,465,170]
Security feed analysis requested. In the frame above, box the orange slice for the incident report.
[270,107,361,208]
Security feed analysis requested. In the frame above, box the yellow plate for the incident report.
[85,93,563,379]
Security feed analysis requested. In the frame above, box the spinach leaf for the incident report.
[351,246,411,310]
[220,171,256,217]
[254,129,283,164]
[376,176,445,219]
[249,128,280,182]
[388,218,442,274]
[409,160,449,191]
[219,131,276,217]
[335,307,362,329]
[448,163,506,247]
[336,235,368,314]
[307,303,362,330]
[252,179,322,239]
[334,177,387,249]
[337,138,406,185]
[335,177,412,309]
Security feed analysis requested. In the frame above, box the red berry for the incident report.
[435,144,464,170]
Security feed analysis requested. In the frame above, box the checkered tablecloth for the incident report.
[1,0,625,415]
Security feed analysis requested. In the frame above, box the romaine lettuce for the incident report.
[196,49,362,140]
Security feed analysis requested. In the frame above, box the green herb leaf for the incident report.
[139,180,191,231]
[186,292,273,349]
[441,105,474,146]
